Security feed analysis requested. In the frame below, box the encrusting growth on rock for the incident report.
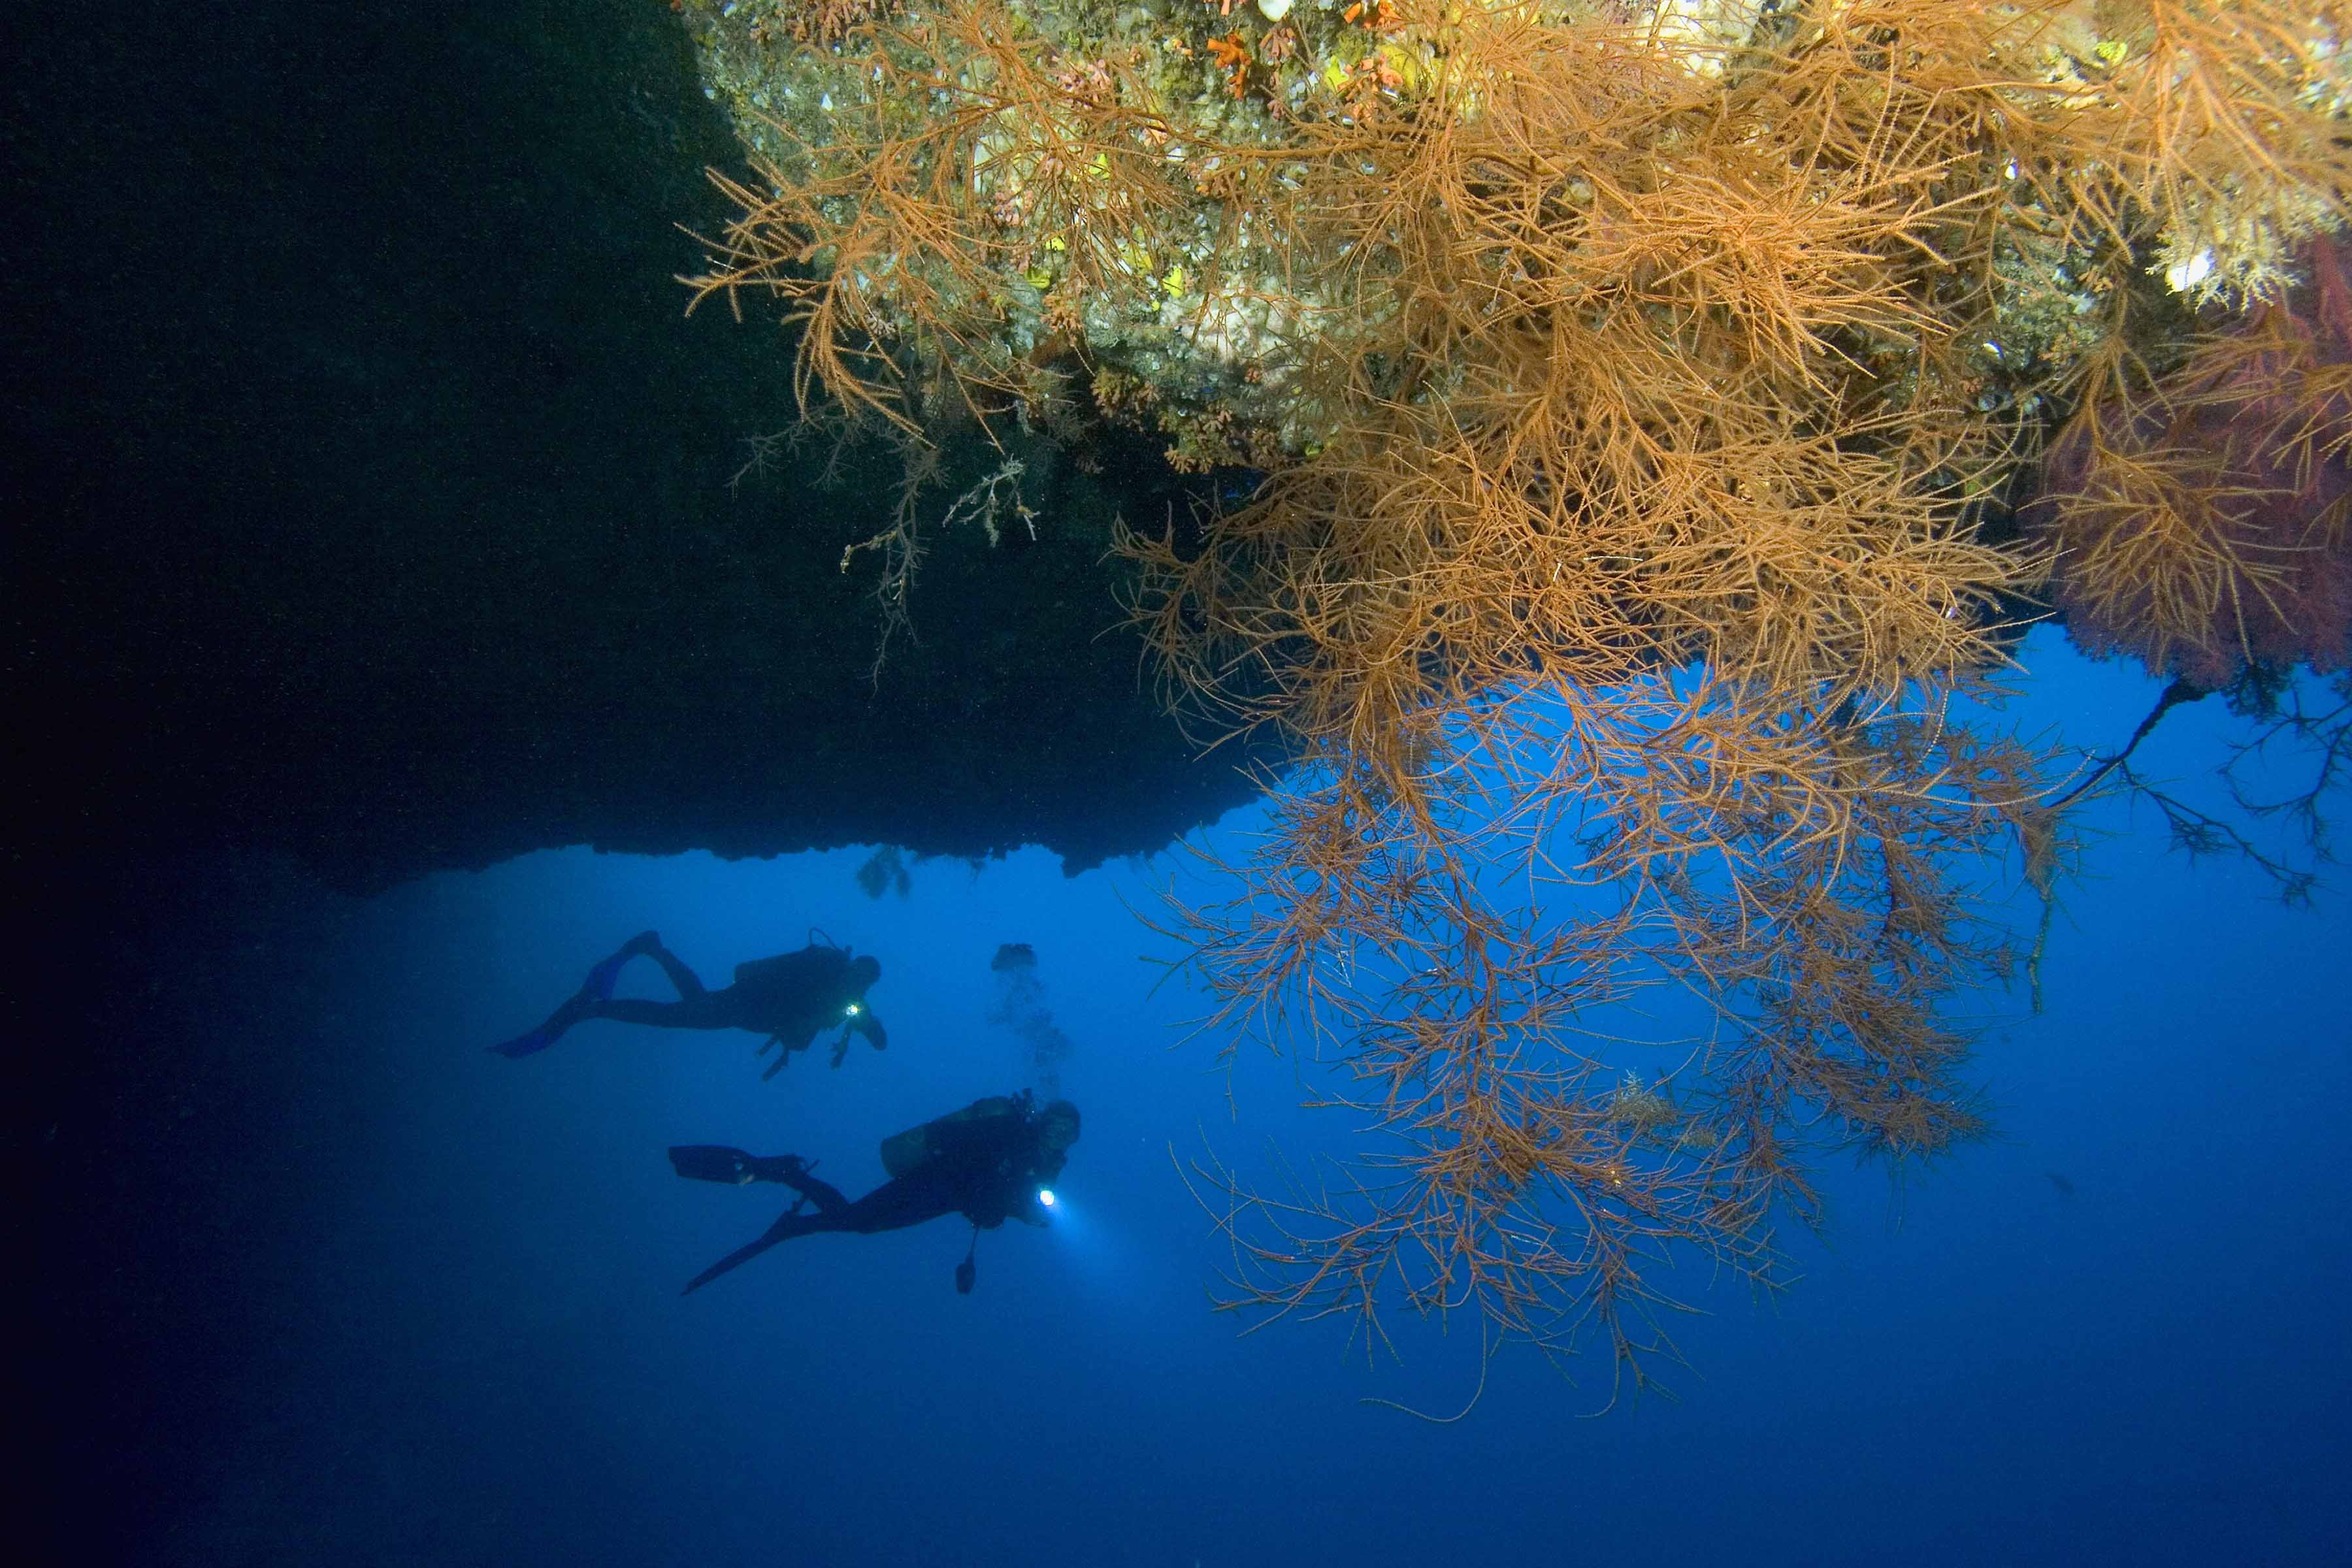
[674,0,2352,1400]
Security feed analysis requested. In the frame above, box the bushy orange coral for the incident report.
[680,0,2349,1398]
[2034,235,2352,685]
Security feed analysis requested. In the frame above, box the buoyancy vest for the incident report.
[732,944,850,1004]
[879,1096,1028,1180]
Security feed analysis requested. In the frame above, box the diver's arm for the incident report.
[1005,1140,1064,1226]
[960,1192,1047,1230]
[966,1163,1053,1230]
[828,1007,884,1068]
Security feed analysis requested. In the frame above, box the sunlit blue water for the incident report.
[117,628,2351,1565]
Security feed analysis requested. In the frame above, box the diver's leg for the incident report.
[641,939,710,1002]
[582,930,663,1002]
[591,992,739,1030]
[679,1207,834,1296]
[751,1156,851,1215]
[836,1177,958,1235]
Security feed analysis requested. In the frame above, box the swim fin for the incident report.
[489,1026,555,1058]
[583,951,628,1002]
[668,1145,759,1184]
[681,1232,784,1295]
[681,1209,811,1294]
[490,989,595,1060]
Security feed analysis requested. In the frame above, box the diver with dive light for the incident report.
[669,1091,1080,1295]
[491,930,885,1074]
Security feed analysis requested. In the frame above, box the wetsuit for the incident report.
[670,1097,1075,1294]
[493,934,885,1068]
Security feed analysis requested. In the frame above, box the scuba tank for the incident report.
[879,1094,1025,1178]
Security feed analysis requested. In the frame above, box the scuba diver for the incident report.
[669,1091,1080,1295]
[491,930,886,1075]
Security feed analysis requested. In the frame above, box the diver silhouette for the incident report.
[669,1092,1080,1295]
[491,931,886,1073]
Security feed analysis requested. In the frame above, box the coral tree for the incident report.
[2034,231,2352,685]
[677,0,2351,1397]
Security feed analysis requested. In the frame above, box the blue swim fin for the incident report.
[491,977,604,1060]
[583,952,627,1002]
[489,1026,557,1058]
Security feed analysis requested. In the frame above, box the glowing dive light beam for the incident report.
[1037,1188,1057,1208]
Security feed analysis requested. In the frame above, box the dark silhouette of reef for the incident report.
[4,0,1257,895]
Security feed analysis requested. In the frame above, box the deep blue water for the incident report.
[48,627,2343,1566]
[12,3,2347,1560]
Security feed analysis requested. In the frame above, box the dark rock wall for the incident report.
[5,0,1260,893]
